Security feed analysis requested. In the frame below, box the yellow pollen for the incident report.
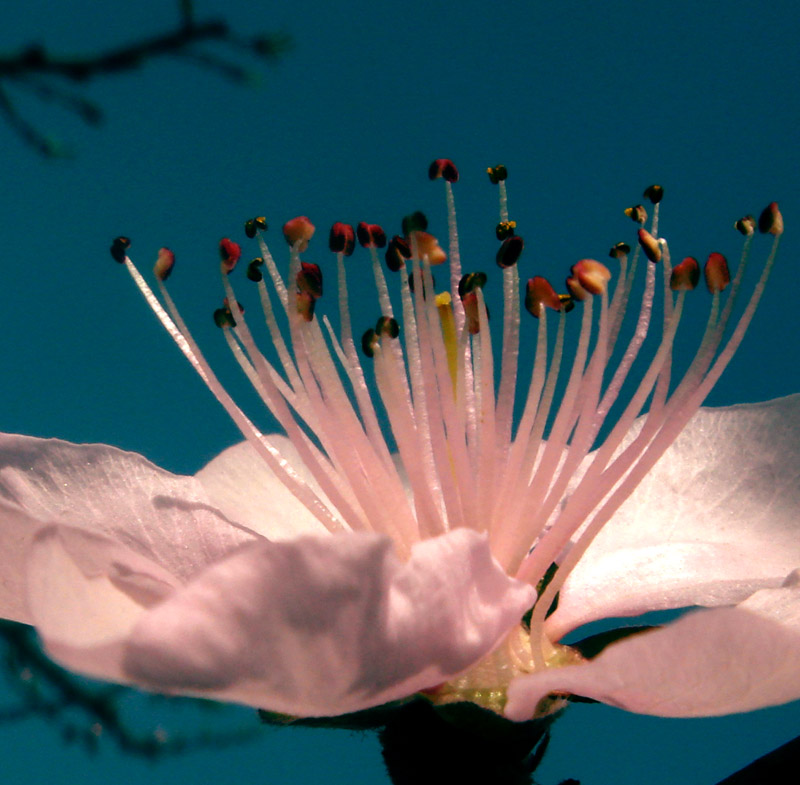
[435,291,458,394]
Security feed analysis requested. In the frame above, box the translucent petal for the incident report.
[551,395,800,637]
[0,433,255,583]
[120,528,535,716]
[507,571,800,720]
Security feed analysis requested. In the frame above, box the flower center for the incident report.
[111,163,782,676]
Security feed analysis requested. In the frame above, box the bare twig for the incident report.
[0,4,291,157]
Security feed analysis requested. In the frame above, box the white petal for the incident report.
[195,438,331,540]
[120,528,535,716]
[507,571,800,721]
[552,395,800,637]
[0,433,254,583]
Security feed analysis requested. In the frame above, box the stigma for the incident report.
[111,163,782,673]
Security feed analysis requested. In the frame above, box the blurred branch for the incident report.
[0,2,291,157]
[714,733,800,784]
[0,619,260,757]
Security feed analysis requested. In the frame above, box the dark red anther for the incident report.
[386,236,412,272]
[110,236,131,264]
[329,222,355,256]
[758,202,784,236]
[297,262,323,299]
[357,222,387,248]
[428,159,459,183]
[525,277,562,318]
[219,238,241,274]
[670,257,700,291]
[154,248,175,282]
[637,228,662,263]
[643,184,664,204]
[296,291,316,322]
[704,252,730,293]
[496,235,524,268]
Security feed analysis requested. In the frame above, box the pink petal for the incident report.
[551,395,800,637]
[195,438,332,540]
[0,433,255,583]
[27,524,181,682]
[0,499,49,624]
[117,528,535,716]
[507,571,800,721]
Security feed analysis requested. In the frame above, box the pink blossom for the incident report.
[1,167,797,724]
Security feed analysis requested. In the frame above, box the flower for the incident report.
[1,164,797,726]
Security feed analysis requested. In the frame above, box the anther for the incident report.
[110,236,131,264]
[154,248,175,281]
[296,291,316,322]
[213,306,237,329]
[558,293,576,313]
[219,238,241,274]
[297,262,323,299]
[385,236,412,272]
[643,184,664,204]
[409,231,447,265]
[458,272,488,299]
[428,159,459,183]
[244,217,268,239]
[361,328,379,358]
[525,276,562,318]
[637,228,662,263]
[329,222,356,256]
[758,202,784,236]
[283,216,315,251]
[625,205,648,225]
[356,222,387,249]
[670,257,700,291]
[496,221,516,241]
[496,235,524,269]
[609,242,631,259]
[571,259,611,295]
[459,272,488,335]
[246,258,264,282]
[704,252,730,293]
[402,211,428,235]
[375,315,400,339]
[486,165,508,184]
[734,215,756,236]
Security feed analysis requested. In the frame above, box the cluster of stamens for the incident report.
[110,160,783,679]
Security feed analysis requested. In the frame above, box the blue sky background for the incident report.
[1,0,799,783]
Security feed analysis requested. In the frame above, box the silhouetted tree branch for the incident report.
[0,620,261,757]
[0,2,291,157]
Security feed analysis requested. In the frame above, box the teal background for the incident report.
[1,1,799,782]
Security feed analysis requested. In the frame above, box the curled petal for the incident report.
[118,528,535,716]
[507,573,800,720]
